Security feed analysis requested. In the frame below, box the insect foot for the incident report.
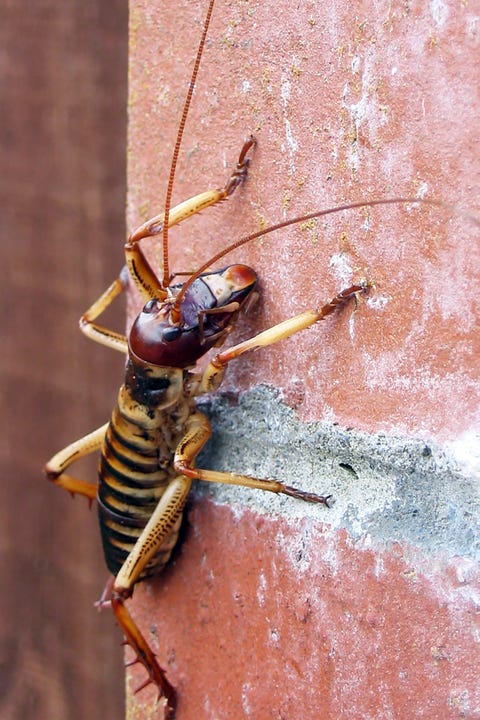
[283,485,334,506]
[224,135,256,196]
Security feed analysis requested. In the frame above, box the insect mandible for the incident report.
[45,0,453,717]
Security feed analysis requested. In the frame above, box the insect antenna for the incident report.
[172,195,474,313]
[161,0,216,288]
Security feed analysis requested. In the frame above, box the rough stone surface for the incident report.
[198,386,479,561]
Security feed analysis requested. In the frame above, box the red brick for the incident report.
[126,2,480,717]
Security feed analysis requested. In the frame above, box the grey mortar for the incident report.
[196,385,479,561]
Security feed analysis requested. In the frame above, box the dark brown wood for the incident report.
[0,2,128,718]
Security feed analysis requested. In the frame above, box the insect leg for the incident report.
[200,283,368,393]
[110,476,193,717]
[45,422,109,500]
[79,268,130,352]
[174,412,332,505]
[81,136,256,349]
[130,136,255,245]
[111,596,176,719]
[125,136,255,297]
[115,476,193,591]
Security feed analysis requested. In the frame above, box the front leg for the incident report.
[125,136,256,298]
[79,137,256,352]
[199,283,369,393]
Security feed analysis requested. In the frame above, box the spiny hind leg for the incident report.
[108,476,193,718]
[111,597,176,719]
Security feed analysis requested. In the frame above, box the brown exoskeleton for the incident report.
[45,0,456,717]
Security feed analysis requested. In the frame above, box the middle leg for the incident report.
[174,411,333,506]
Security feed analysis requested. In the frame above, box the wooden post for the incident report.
[0,1,127,718]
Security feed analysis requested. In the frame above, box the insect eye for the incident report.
[143,299,160,314]
[162,326,181,342]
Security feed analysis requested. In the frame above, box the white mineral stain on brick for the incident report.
[430,0,449,27]
[275,524,342,577]
[424,246,478,331]
[374,553,386,579]
[366,293,390,311]
[362,349,444,394]
[329,252,353,285]
[446,428,480,477]
[241,683,252,715]
[416,181,429,198]
[361,344,479,434]
[348,312,357,342]
[394,547,480,608]
[257,571,267,606]
[280,75,290,104]
[280,75,298,175]
[317,529,340,573]
[351,55,360,74]
[344,60,377,174]
[269,627,280,644]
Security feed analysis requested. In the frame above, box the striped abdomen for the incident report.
[98,362,192,578]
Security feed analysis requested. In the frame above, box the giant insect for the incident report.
[45,0,455,717]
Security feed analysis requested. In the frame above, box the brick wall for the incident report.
[125,2,479,718]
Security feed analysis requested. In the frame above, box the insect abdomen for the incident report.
[97,378,188,577]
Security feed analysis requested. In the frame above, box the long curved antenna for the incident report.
[172,196,478,311]
[162,0,216,287]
